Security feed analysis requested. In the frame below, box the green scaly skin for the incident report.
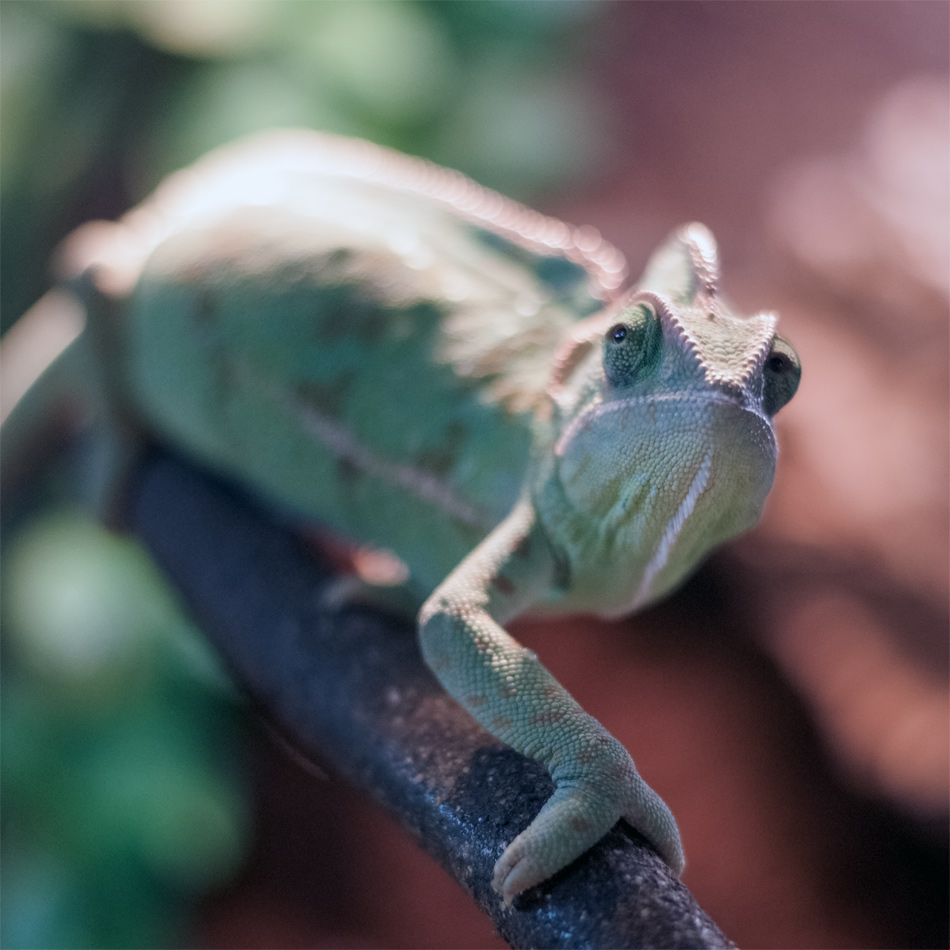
[16,131,801,904]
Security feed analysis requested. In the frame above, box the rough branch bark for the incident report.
[128,450,735,950]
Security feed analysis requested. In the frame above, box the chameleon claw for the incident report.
[492,838,537,906]
[622,780,686,876]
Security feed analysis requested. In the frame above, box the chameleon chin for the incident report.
[6,131,800,905]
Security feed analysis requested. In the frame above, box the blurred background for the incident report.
[1,1,947,947]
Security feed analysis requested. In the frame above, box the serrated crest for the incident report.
[63,130,628,300]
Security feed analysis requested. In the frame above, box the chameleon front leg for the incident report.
[418,500,685,904]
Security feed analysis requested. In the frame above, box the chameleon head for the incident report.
[539,223,801,616]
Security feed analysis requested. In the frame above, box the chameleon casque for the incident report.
[10,131,800,903]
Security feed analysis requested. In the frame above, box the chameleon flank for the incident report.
[12,131,801,904]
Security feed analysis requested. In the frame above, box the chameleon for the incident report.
[3,130,800,904]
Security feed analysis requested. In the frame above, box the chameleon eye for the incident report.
[602,302,661,387]
[762,335,801,416]
[767,353,792,374]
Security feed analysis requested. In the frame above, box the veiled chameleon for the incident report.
[5,131,800,903]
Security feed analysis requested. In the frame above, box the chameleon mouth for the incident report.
[554,390,774,459]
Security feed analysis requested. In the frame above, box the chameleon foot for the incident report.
[492,742,685,905]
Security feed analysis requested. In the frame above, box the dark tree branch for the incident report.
[127,450,735,950]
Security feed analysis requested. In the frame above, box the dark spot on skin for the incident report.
[311,293,349,345]
[498,683,518,700]
[417,420,469,477]
[314,290,389,345]
[326,248,352,269]
[407,300,444,335]
[535,255,587,292]
[194,286,217,325]
[429,654,453,674]
[467,694,488,708]
[470,226,590,299]
[576,750,596,766]
[551,547,572,590]
[530,709,567,727]
[309,249,398,341]
[353,303,389,343]
[540,684,562,699]
[296,373,355,419]
[570,816,592,834]
[335,457,362,503]
[491,574,516,596]
[470,227,525,259]
[491,715,513,732]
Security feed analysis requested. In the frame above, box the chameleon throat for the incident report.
[624,447,713,614]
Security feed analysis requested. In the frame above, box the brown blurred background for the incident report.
[2,2,947,948]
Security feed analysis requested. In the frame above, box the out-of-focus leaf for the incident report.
[430,57,607,196]
[5,511,174,687]
[290,1,456,126]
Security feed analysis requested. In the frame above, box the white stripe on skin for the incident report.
[625,448,713,613]
[290,394,492,530]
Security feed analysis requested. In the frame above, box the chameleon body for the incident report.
[30,131,801,902]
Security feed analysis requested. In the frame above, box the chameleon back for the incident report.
[72,132,624,593]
